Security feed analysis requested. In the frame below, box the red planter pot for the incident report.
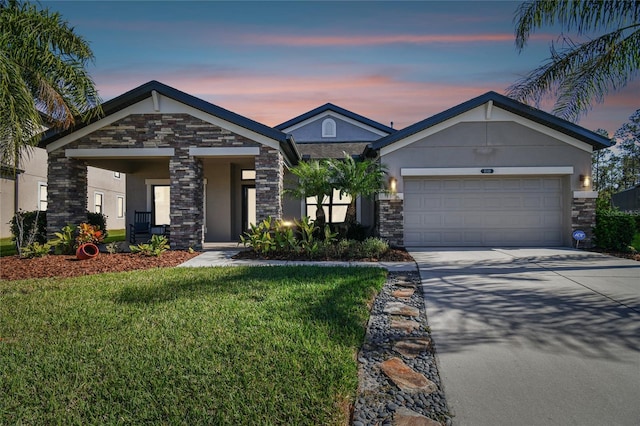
[76,243,100,260]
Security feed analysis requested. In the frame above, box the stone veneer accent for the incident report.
[47,113,267,249]
[378,198,404,247]
[255,146,284,221]
[46,151,88,239]
[169,147,204,250]
[571,197,597,248]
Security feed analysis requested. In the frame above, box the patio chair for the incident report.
[129,211,152,243]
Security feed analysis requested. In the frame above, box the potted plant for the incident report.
[75,223,104,260]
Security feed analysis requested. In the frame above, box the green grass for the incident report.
[0,237,16,257]
[0,266,385,425]
[632,233,640,251]
[103,228,125,243]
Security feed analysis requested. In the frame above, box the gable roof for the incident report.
[39,80,299,165]
[365,91,612,156]
[275,102,396,134]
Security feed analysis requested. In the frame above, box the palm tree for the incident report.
[0,0,101,169]
[329,153,387,230]
[284,159,333,228]
[507,0,640,123]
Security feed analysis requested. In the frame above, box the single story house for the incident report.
[39,80,610,249]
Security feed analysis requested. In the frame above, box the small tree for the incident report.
[613,109,640,190]
[284,159,333,229]
[329,153,388,232]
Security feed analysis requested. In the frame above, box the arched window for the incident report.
[322,118,336,138]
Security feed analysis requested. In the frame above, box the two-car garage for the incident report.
[372,92,610,249]
[403,175,565,247]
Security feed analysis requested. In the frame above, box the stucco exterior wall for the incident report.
[86,166,126,231]
[287,115,384,142]
[381,121,593,193]
[203,160,232,241]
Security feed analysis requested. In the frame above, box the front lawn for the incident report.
[0,237,15,257]
[0,266,385,425]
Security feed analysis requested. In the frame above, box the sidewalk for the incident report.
[178,249,417,272]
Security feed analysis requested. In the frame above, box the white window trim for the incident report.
[116,195,125,218]
[94,191,104,214]
[37,181,48,211]
[322,118,336,138]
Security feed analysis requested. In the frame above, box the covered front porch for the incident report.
[40,81,298,250]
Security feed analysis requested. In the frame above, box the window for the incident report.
[38,183,47,211]
[306,189,352,223]
[114,171,121,179]
[322,118,336,138]
[153,185,170,225]
[241,169,256,180]
[117,196,124,218]
[94,192,104,214]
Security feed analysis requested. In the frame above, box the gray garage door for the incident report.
[403,176,564,246]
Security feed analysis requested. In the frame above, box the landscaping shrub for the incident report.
[10,210,47,244]
[594,209,637,251]
[11,210,108,245]
[360,237,389,258]
[241,216,390,260]
[86,211,108,238]
[633,213,640,232]
[130,234,169,256]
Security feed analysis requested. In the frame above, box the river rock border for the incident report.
[352,271,452,426]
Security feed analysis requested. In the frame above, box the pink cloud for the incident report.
[93,68,630,134]
[238,33,516,46]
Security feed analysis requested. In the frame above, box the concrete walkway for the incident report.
[409,247,640,426]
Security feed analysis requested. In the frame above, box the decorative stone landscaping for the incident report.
[353,271,451,426]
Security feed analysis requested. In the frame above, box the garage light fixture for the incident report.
[388,176,397,193]
[580,174,591,188]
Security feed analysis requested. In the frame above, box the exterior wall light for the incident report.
[580,174,591,188]
[389,176,397,193]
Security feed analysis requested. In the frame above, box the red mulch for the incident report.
[0,251,199,281]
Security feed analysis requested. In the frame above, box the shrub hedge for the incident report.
[10,211,109,244]
[593,210,637,251]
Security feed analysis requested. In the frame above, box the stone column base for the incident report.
[378,196,404,247]
[571,191,597,249]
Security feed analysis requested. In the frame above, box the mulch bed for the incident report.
[1,248,414,282]
[0,251,199,281]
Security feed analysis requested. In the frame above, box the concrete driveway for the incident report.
[408,248,640,426]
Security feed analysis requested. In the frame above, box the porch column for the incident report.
[46,150,88,238]
[255,146,284,222]
[169,147,204,250]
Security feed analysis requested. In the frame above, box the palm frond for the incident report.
[514,0,640,49]
[507,26,640,122]
[0,0,102,169]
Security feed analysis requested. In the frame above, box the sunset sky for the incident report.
[44,0,638,136]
